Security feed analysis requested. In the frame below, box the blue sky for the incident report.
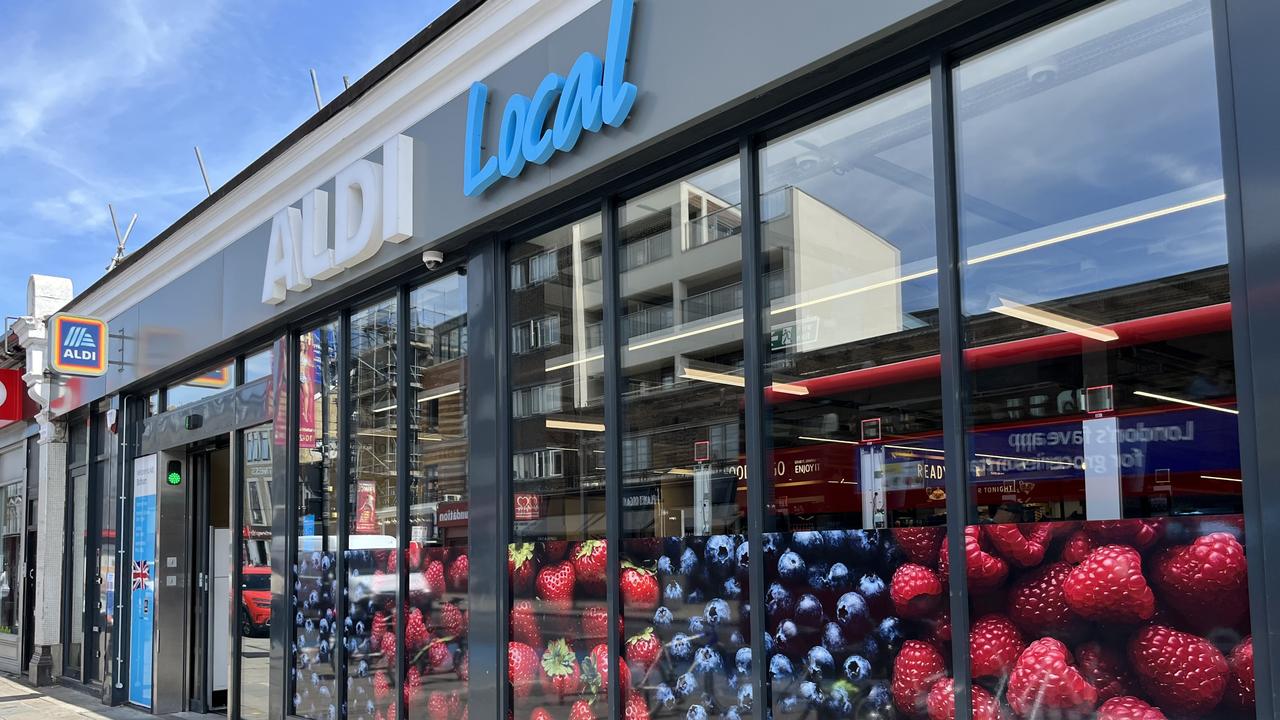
[0,0,452,316]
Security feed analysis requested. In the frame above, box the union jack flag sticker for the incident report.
[131,560,151,590]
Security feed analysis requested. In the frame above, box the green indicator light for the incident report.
[167,471,182,486]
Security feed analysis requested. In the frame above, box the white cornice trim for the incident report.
[70,0,598,321]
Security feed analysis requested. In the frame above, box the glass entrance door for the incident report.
[63,466,87,680]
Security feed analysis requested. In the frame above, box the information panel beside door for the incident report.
[129,454,156,708]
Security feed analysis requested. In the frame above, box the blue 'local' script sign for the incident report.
[463,0,638,196]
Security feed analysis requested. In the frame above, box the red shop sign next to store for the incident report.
[0,369,29,425]
[513,493,542,521]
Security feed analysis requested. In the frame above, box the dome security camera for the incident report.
[1027,59,1060,86]
[422,250,444,271]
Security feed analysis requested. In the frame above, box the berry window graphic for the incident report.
[51,314,109,377]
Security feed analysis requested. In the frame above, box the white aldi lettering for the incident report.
[262,134,414,304]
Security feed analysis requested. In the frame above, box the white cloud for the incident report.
[32,189,112,233]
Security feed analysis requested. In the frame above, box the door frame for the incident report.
[61,465,90,681]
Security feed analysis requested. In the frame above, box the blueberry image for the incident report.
[723,706,744,720]
[859,573,888,603]
[722,577,743,599]
[822,529,848,551]
[669,632,695,660]
[686,705,709,720]
[777,551,806,583]
[665,580,685,602]
[766,582,794,620]
[791,531,826,554]
[866,682,892,710]
[774,619,799,652]
[777,694,801,714]
[686,587,705,604]
[860,635,883,663]
[680,547,700,575]
[735,647,752,674]
[692,646,722,675]
[735,541,750,578]
[794,593,824,628]
[737,682,753,708]
[675,672,698,697]
[834,591,869,629]
[705,535,736,573]
[799,681,823,704]
[805,646,836,678]
[657,555,673,574]
[826,680,856,714]
[762,533,782,560]
[704,598,732,626]
[876,616,904,647]
[654,606,674,627]
[730,629,745,646]
[808,561,829,589]
[821,621,851,655]
[689,615,708,637]
[769,653,795,679]
[664,537,684,557]
[825,563,852,592]
[844,654,871,683]
[847,530,877,565]
[654,683,676,709]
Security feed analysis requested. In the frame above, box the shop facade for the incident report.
[37,0,1280,719]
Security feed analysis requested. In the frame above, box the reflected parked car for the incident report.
[241,565,272,637]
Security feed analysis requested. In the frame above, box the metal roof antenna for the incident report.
[311,68,324,110]
[342,75,351,90]
[106,203,138,271]
[194,145,213,196]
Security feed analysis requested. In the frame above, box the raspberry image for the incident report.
[1096,696,1167,720]
[968,614,1024,680]
[1151,532,1249,634]
[1075,641,1136,702]
[940,526,1007,592]
[1005,637,1097,718]
[1128,624,1227,715]
[891,640,947,718]
[926,679,1005,720]
[1062,545,1154,624]
[890,563,943,619]
[1226,636,1255,709]
[1007,561,1082,638]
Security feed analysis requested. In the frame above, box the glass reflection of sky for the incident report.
[954,0,1224,315]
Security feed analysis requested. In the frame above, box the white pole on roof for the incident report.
[106,203,138,271]
[342,75,351,90]
[194,145,213,196]
[310,68,324,110]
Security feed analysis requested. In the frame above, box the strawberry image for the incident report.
[926,678,1005,720]
[540,540,571,563]
[436,601,466,638]
[510,543,537,595]
[1075,641,1136,702]
[425,691,453,720]
[893,527,944,566]
[530,709,554,720]
[1227,636,1254,709]
[984,523,1051,568]
[1061,530,1096,564]
[581,605,611,642]
[568,699,595,720]
[426,637,453,673]
[403,665,423,708]
[1129,624,1228,715]
[1085,519,1159,550]
[891,640,947,717]
[620,563,659,610]
[540,638,582,701]
[624,627,662,673]
[508,641,540,699]
[380,630,397,666]
[1007,561,1082,638]
[371,611,391,649]
[447,553,469,592]
[536,561,576,610]
[510,600,543,649]
[457,651,469,682]
[405,608,430,653]
[1062,545,1154,623]
[373,671,391,700]
[890,563,943,618]
[573,540,609,597]
[407,541,424,572]
[584,642,629,697]
[968,614,1024,679]
[1150,532,1249,634]
[1096,696,1167,720]
[939,526,1008,592]
[380,549,397,574]
[1006,637,1097,718]
[424,560,446,599]
[624,692,651,720]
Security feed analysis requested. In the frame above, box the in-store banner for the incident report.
[129,454,157,708]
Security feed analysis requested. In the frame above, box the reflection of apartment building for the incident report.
[243,426,274,566]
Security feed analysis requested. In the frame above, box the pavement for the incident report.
[0,674,201,720]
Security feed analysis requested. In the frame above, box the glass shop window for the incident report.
[165,361,234,410]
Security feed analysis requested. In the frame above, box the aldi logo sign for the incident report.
[52,314,108,376]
